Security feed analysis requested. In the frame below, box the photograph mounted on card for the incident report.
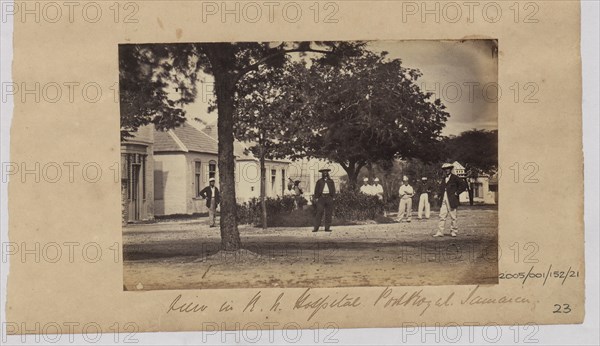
[5,0,584,335]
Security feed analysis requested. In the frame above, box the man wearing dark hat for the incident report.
[416,177,431,220]
[199,177,220,227]
[313,168,336,232]
[434,163,467,237]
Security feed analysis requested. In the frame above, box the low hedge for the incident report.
[237,191,386,227]
[333,190,385,221]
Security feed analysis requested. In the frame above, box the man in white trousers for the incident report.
[434,163,467,237]
[397,176,414,222]
[416,176,431,220]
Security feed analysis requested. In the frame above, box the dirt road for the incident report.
[123,208,498,291]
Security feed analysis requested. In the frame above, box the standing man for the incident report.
[373,177,386,216]
[313,168,336,232]
[434,163,468,237]
[293,180,304,210]
[285,178,295,196]
[397,176,414,222]
[199,177,220,227]
[416,177,431,220]
[373,178,384,201]
[360,177,371,195]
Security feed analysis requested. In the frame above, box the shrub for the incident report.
[333,189,385,221]
[296,196,309,208]
[237,198,261,225]
[384,195,400,212]
[266,196,296,215]
[237,196,297,225]
[237,191,386,227]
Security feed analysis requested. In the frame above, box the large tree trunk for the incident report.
[341,161,363,191]
[213,70,241,251]
[367,162,374,180]
[259,146,267,229]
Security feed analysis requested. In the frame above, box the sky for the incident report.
[184,40,498,136]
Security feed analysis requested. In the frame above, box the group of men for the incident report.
[202,163,468,238]
[355,163,468,237]
[394,163,468,237]
[359,177,385,200]
[397,175,431,222]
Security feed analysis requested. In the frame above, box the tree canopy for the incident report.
[443,129,498,176]
[271,50,450,188]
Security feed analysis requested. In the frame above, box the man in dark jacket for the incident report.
[434,163,467,237]
[199,177,220,227]
[416,177,432,220]
[313,168,336,232]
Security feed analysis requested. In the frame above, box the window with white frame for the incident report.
[195,161,202,197]
[271,169,277,194]
[208,160,217,181]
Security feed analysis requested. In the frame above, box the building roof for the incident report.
[154,123,219,154]
[452,161,466,170]
[122,124,154,146]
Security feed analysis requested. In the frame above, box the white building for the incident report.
[452,161,496,205]
[201,124,292,202]
[234,141,291,202]
[153,123,222,216]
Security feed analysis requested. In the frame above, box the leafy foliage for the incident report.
[332,190,385,221]
[237,192,385,226]
[237,196,297,226]
[119,44,206,139]
[442,129,498,176]
[270,50,450,188]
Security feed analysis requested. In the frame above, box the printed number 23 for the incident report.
[553,304,571,313]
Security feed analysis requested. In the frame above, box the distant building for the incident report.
[234,142,291,201]
[202,123,292,202]
[488,173,499,204]
[121,125,155,224]
[452,161,496,205]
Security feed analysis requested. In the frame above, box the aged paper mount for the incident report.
[5,0,584,335]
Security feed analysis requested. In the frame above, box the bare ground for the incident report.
[123,208,498,291]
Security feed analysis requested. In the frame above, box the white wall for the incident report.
[154,154,187,215]
[236,160,290,202]
[459,176,496,204]
[185,153,219,214]
[236,160,261,202]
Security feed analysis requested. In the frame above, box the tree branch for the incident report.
[234,46,334,86]
[339,161,349,171]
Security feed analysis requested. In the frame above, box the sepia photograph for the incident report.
[119,40,499,291]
